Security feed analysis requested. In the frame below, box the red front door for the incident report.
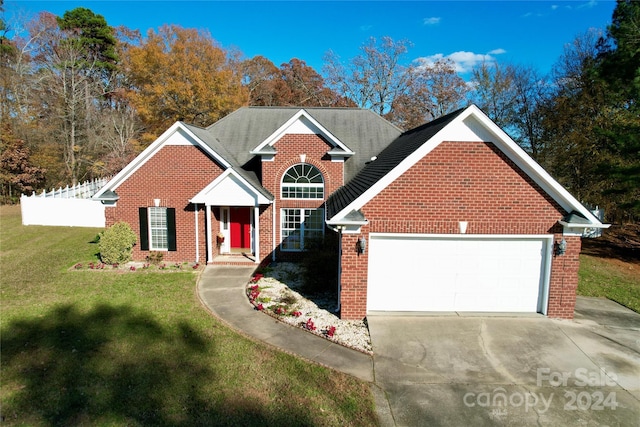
[230,207,251,249]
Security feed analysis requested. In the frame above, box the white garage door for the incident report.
[367,234,550,313]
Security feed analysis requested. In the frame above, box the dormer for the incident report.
[250,109,355,162]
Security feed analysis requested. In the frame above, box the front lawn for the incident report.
[578,254,640,313]
[578,224,640,313]
[0,205,378,426]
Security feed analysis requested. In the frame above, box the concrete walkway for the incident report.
[197,265,374,382]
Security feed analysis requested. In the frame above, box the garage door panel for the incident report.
[367,235,548,313]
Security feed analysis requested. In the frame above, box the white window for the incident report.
[281,164,324,199]
[281,208,324,251]
[149,207,168,250]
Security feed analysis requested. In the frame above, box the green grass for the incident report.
[578,253,640,313]
[0,205,377,426]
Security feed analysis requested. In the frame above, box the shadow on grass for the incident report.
[581,224,640,264]
[1,304,316,426]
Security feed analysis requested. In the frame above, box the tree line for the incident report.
[1,1,638,221]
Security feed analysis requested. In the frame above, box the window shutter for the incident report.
[139,207,149,251]
[167,208,177,251]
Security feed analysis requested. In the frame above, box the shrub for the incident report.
[98,222,137,264]
[146,251,164,265]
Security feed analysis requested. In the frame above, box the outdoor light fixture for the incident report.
[357,237,366,254]
[555,238,567,256]
[97,190,119,205]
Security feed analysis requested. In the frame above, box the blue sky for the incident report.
[6,1,617,77]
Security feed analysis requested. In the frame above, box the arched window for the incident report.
[281,163,324,199]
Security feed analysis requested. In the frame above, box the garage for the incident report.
[367,234,551,314]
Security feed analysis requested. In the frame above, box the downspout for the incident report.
[336,226,342,313]
[194,203,199,262]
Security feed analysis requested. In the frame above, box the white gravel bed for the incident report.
[246,262,372,354]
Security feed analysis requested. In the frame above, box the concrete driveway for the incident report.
[368,297,640,426]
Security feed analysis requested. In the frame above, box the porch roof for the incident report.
[190,169,273,206]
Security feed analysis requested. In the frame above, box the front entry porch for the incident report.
[214,206,258,264]
[204,205,261,264]
[189,168,272,265]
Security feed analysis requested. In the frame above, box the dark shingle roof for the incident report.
[202,107,402,180]
[326,108,466,219]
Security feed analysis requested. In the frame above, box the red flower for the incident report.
[256,303,264,311]
[305,318,316,331]
[326,326,336,337]
[249,289,260,301]
[250,273,264,284]
[292,311,302,317]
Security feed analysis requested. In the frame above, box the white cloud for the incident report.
[578,0,598,9]
[423,17,441,25]
[414,49,506,74]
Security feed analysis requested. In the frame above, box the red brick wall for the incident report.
[105,145,224,263]
[106,133,345,265]
[339,141,578,320]
[547,233,582,318]
[258,134,344,262]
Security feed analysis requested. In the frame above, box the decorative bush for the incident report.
[146,251,164,265]
[98,222,137,265]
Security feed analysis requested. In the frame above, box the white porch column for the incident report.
[254,206,260,263]
[206,204,213,263]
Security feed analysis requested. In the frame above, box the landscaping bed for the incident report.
[246,263,372,354]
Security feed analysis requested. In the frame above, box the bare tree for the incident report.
[471,60,548,157]
[391,58,469,129]
[324,37,412,115]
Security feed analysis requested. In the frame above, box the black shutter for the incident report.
[139,207,149,251]
[167,208,177,251]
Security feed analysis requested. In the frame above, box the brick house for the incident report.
[94,105,607,320]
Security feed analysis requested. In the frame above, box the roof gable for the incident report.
[327,105,606,229]
[250,109,354,157]
[326,108,464,221]
[93,122,231,198]
[190,168,272,206]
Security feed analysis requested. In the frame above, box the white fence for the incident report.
[21,178,109,228]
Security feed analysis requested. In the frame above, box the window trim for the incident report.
[139,207,176,252]
[280,208,324,252]
[149,207,169,251]
[281,163,324,200]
